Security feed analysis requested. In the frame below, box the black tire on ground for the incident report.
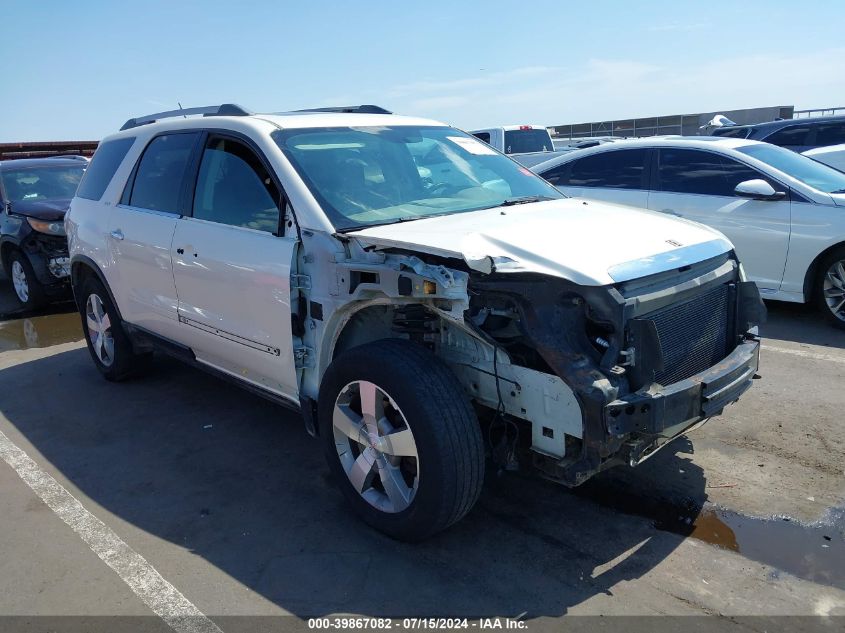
[318,338,485,541]
[78,275,151,381]
[8,250,47,310]
[815,246,845,330]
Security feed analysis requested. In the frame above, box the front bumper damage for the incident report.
[22,232,71,292]
[605,339,759,466]
[471,254,765,487]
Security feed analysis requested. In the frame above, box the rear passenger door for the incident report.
[543,148,650,209]
[110,131,200,339]
[171,134,299,399]
[647,147,791,292]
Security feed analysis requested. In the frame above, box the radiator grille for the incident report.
[638,284,732,385]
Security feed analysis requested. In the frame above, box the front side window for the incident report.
[192,137,280,233]
[737,143,845,194]
[273,126,562,231]
[1,164,84,203]
[657,148,769,197]
[566,149,648,189]
[128,133,198,213]
[814,122,845,147]
[764,125,813,148]
[77,137,135,201]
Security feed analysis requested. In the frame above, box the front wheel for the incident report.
[816,247,845,329]
[318,339,485,541]
[9,251,47,310]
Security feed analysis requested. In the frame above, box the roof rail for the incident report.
[293,105,392,115]
[120,103,252,131]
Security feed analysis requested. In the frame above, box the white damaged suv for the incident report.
[66,104,764,540]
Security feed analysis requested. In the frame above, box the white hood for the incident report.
[347,198,733,286]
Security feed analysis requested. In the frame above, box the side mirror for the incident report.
[734,179,786,201]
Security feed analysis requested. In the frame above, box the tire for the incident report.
[9,250,47,310]
[78,275,151,381]
[815,246,845,330]
[318,339,485,541]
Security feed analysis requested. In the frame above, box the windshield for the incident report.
[503,128,554,154]
[1,165,84,203]
[273,126,563,231]
[737,143,845,194]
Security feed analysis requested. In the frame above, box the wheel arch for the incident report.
[70,256,125,321]
[802,241,845,301]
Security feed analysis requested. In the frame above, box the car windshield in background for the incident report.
[503,129,553,154]
[1,165,84,203]
[737,143,845,194]
[273,126,562,231]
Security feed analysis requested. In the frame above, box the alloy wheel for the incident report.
[823,259,845,323]
[85,293,115,366]
[11,260,29,303]
[332,380,420,513]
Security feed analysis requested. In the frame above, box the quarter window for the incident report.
[128,133,198,213]
[77,138,135,201]
[192,137,281,233]
[565,149,648,189]
[472,132,491,144]
[657,148,771,197]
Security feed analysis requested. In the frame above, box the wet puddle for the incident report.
[0,311,84,352]
[575,478,845,589]
[657,506,845,589]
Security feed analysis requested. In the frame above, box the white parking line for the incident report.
[762,343,845,364]
[0,428,223,633]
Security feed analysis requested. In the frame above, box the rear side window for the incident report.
[764,125,813,148]
[192,137,281,233]
[128,133,198,213]
[657,148,769,196]
[76,138,135,201]
[565,149,648,189]
[814,122,845,147]
[712,127,751,139]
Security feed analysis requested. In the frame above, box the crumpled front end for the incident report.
[468,251,764,486]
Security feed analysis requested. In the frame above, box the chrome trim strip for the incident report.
[115,204,181,219]
[607,238,733,283]
[178,315,280,356]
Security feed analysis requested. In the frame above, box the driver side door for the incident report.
[647,148,791,293]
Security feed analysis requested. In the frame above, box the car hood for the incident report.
[10,198,71,221]
[347,198,734,286]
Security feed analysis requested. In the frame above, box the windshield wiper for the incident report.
[494,195,557,207]
[830,188,845,194]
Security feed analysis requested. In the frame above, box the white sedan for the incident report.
[532,137,845,328]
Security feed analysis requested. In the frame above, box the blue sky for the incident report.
[2,0,844,141]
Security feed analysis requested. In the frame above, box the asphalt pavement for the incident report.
[0,271,843,632]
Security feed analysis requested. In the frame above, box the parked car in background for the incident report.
[803,144,845,172]
[470,125,555,155]
[1,156,87,308]
[532,137,845,328]
[66,103,761,540]
[710,115,845,153]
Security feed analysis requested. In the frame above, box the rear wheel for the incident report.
[79,276,151,380]
[9,251,47,310]
[318,339,485,541]
[816,247,845,329]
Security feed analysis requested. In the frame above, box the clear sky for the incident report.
[2,0,844,142]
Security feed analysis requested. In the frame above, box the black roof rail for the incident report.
[120,103,252,131]
[293,105,392,115]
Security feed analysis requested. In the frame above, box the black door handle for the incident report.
[176,248,184,255]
